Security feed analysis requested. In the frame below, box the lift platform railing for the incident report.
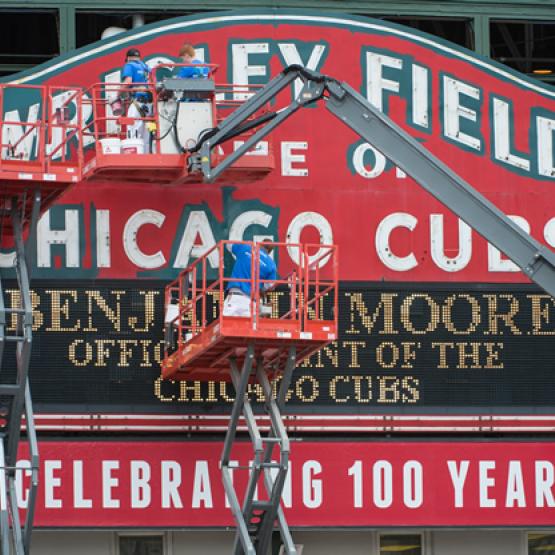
[85,82,158,147]
[163,240,338,359]
[0,84,85,176]
[0,76,275,179]
[0,84,45,166]
[45,86,84,172]
[302,245,339,332]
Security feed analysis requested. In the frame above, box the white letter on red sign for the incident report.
[192,461,213,509]
[537,116,555,178]
[479,461,496,508]
[535,461,555,507]
[302,461,322,508]
[73,460,92,509]
[430,214,472,272]
[348,461,363,508]
[443,76,481,151]
[365,51,402,112]
[37,209,80,268]
[447,460,469,508]
[281,142,308,177]
[505,461,526,508]
[15,460,31,509]
[131,461,151,509]
[286,212,333,269]
[375,213,418,272]
[161,461,183,509]
[403,461,423,508]
[173,211,218,270]
[488,216,530,272]
[373,461,393,509]
[231,43,269,101]
[102,461,120,509]
[123,210,166,270]
[45,460,63,509]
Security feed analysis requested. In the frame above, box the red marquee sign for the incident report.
[9,441,555,527]
[6,11,555,283]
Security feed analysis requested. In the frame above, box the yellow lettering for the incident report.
[128,291,159,332]
[68,339,93,367]
[485,294,521,335]
[527,294,555,335]
[345,292,398,335]
[83,290,125,332]
[400,294,440,334]
[442,294,481,334]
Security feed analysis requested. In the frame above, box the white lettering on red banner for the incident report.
[12,441,554,527]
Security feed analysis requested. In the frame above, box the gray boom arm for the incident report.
[190,65,555,298]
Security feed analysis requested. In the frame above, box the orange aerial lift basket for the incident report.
[161,240,338,382]
[161,241,338,554]
[0,64,276,237]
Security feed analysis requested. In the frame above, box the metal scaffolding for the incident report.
[221,345,298,555]
[0,191,41,555]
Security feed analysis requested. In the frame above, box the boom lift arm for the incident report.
[190,64,555,298]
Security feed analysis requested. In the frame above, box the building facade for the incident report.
[1,4,555,554]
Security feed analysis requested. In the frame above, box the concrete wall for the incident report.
[171,531,234,554]
[32,531,113,555]
[431,530,524,555]
[30,529,532,555]
[293,531,374,555]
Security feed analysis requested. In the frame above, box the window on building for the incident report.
[76,10,200,48]
[379,16,474,49]
[491,19,555,80]
[0,9,59,77]
[529,533,555,555]
[118,535,164,555]
[379,533,422,555]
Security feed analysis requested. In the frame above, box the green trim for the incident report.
[4,9,555,101]
[472,15,490,57]
[3,6,555,82]
[14,10,552,96]
[59,5,77,53]
[7,0,555,16]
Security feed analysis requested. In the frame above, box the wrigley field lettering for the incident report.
[5,13,555,283]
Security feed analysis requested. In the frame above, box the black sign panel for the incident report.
[5,281,555,414]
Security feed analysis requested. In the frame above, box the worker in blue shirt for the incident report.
[177,44,209,79]
[223,241,277,317]
[121,48,153,151]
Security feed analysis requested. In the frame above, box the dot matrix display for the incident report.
[5,281,553,414]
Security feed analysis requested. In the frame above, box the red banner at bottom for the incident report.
[7,441,555,527]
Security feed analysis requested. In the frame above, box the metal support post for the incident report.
[0,191,41,555]
[190,67,324,182]
[221,345,298,555]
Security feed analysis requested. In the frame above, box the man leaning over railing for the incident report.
[223,240,277,317]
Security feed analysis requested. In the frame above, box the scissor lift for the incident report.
[0,67,275,554]
[0,83,86,555]
[0,190,40,555]
[162,241,338,555]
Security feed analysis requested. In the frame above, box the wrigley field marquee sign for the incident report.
[5,10,555,283]
[3,11,555,415]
